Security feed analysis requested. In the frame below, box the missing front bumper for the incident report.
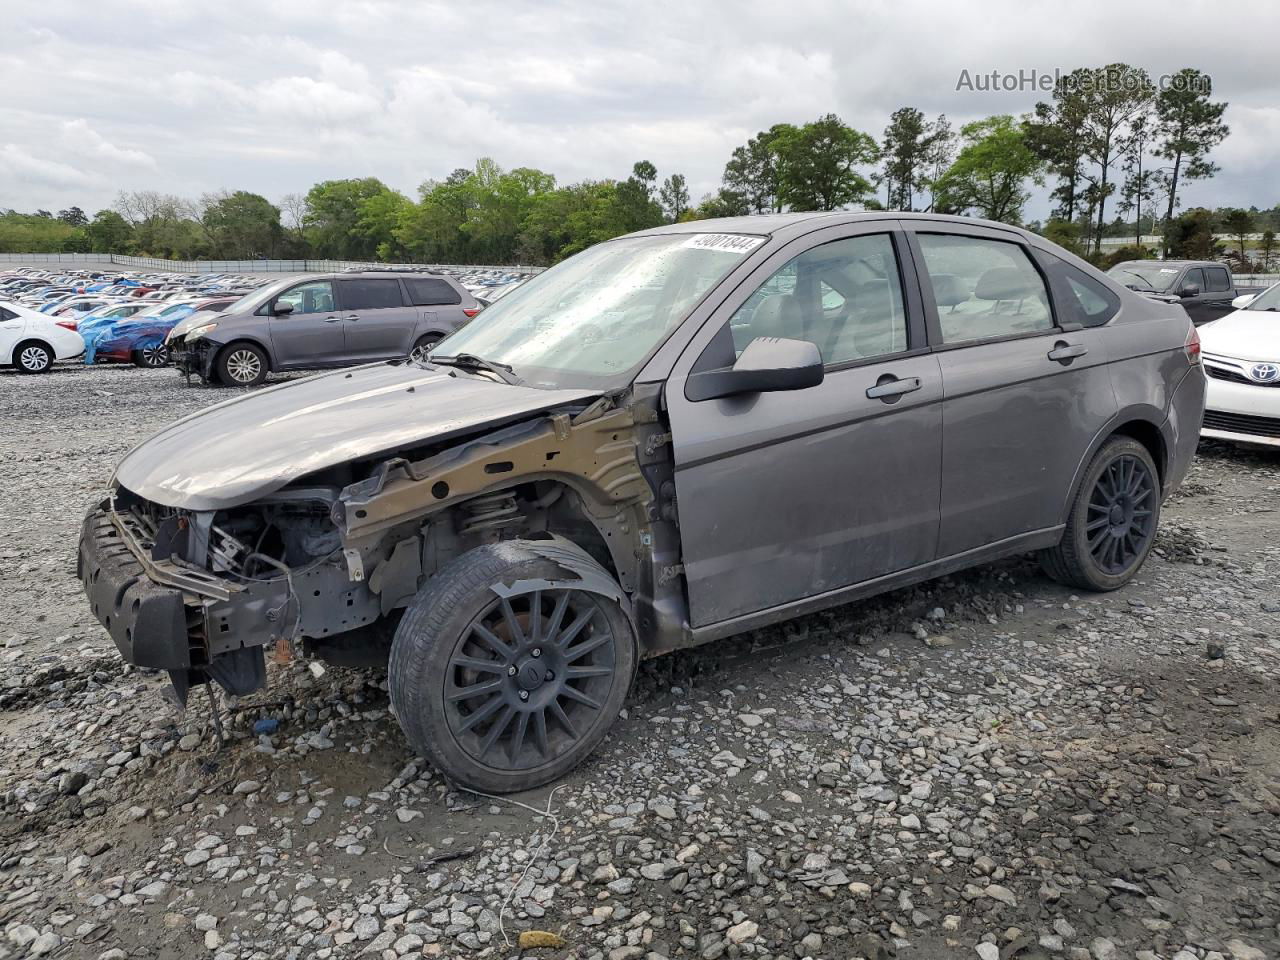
[77,503,288,699]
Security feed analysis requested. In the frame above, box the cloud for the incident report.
[60,119,157,168]
[0,0,1274,217]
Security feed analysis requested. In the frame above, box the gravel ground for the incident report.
[2,363,1280,960]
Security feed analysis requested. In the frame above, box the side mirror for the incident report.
[1178,284,1200,299]
[1232,293,1257,310]
[272,300,295,316]
[687,336,824,402]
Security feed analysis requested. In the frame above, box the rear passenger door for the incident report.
[336,278,418,361]
[906,225,1117,557]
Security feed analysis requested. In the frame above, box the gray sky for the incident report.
[3,0,1276,221]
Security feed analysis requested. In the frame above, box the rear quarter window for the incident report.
[404,277,462,306]
[1037,251,1121,327]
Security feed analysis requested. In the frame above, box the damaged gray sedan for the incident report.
[79,212,1205,792]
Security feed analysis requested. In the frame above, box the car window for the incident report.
[339,279,405,311]
[917,233,1052,344]
[1183,268,1205,292]
[1037,251,1120,327]
[404,277,461,306]
[1206,266,1231,293]
[0,307,15,321]
[276,280,336,315]
[724,233,907,365]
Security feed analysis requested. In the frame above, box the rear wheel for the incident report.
[216,342,268,387]
[14,341,52,374]
[132,339,169,368]
[409,333,442,362]
[1040,436,1160,591]
[389,541,636,793]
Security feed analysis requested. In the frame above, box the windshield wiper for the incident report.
[1116,270,1158,292]
[428,353,522,384]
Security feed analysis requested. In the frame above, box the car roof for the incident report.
[625,210,1038,243]
[1112,259,1221,268]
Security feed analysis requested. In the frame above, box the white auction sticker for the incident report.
[682,233,765,254]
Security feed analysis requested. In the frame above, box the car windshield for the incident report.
[430,233,760,389]
[1245,283,1280,312]
[1106,262,1182,293]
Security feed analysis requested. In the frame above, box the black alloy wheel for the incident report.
[1085,454,1156,575]
[444,588,618,770]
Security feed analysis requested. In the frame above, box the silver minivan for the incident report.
[82,212,1205,793]
[167,270,481,386]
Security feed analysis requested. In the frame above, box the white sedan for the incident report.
[1200,282,1280,447]
[0,300,85,373]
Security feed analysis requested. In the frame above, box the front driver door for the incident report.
[664,225,944,628]
[265,279,345,367]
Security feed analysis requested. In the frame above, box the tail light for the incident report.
[56,320,78,331]
[462,306,481,319]
[1184,324,1201,365]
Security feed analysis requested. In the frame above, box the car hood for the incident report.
[113,362,600,510]
[1200,310,1280,361]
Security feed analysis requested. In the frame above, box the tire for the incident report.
[409,333,442,362]
[215,342,268,387]
[1040,436,1161,592]
[389,540,637,793]
[14,340,52,374]
[132,339,169,368]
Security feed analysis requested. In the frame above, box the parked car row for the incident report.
[0,266,501,377]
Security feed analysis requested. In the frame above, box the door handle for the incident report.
[343,314,360,322]
[1047,341,1087,364]
[323,316,342,323]
[866,376,922,401]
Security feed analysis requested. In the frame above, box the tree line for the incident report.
[0,63,1257,269]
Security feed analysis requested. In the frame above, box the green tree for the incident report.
[879,107,929,210]
[1220,208,1255,263]
[1027,69,1092,223]
[1077,64,1155,254]
[613,161,664,232]
[1164,207,1220,260]
[463,162,556,262]
[85,210,134,254]
[658,174,690,222]
[201,190,283,258]
[57,206,88,227]
[693,188,750,220]
[934,115,1045,224]
[772,114,877,211]
[921,115,955,212]
[303,178,394,259]
[1260,230,1277,272]
[1155,68,1229,253]
[1041,218,1086,257]
[0,213,79,252]
[354,187,412,261]
[722,125,793,214]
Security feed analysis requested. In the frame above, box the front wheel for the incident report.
[132,339,169,368]
[389,541,636,793]
[216,343,268,387]
[1040,436,1161,591]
